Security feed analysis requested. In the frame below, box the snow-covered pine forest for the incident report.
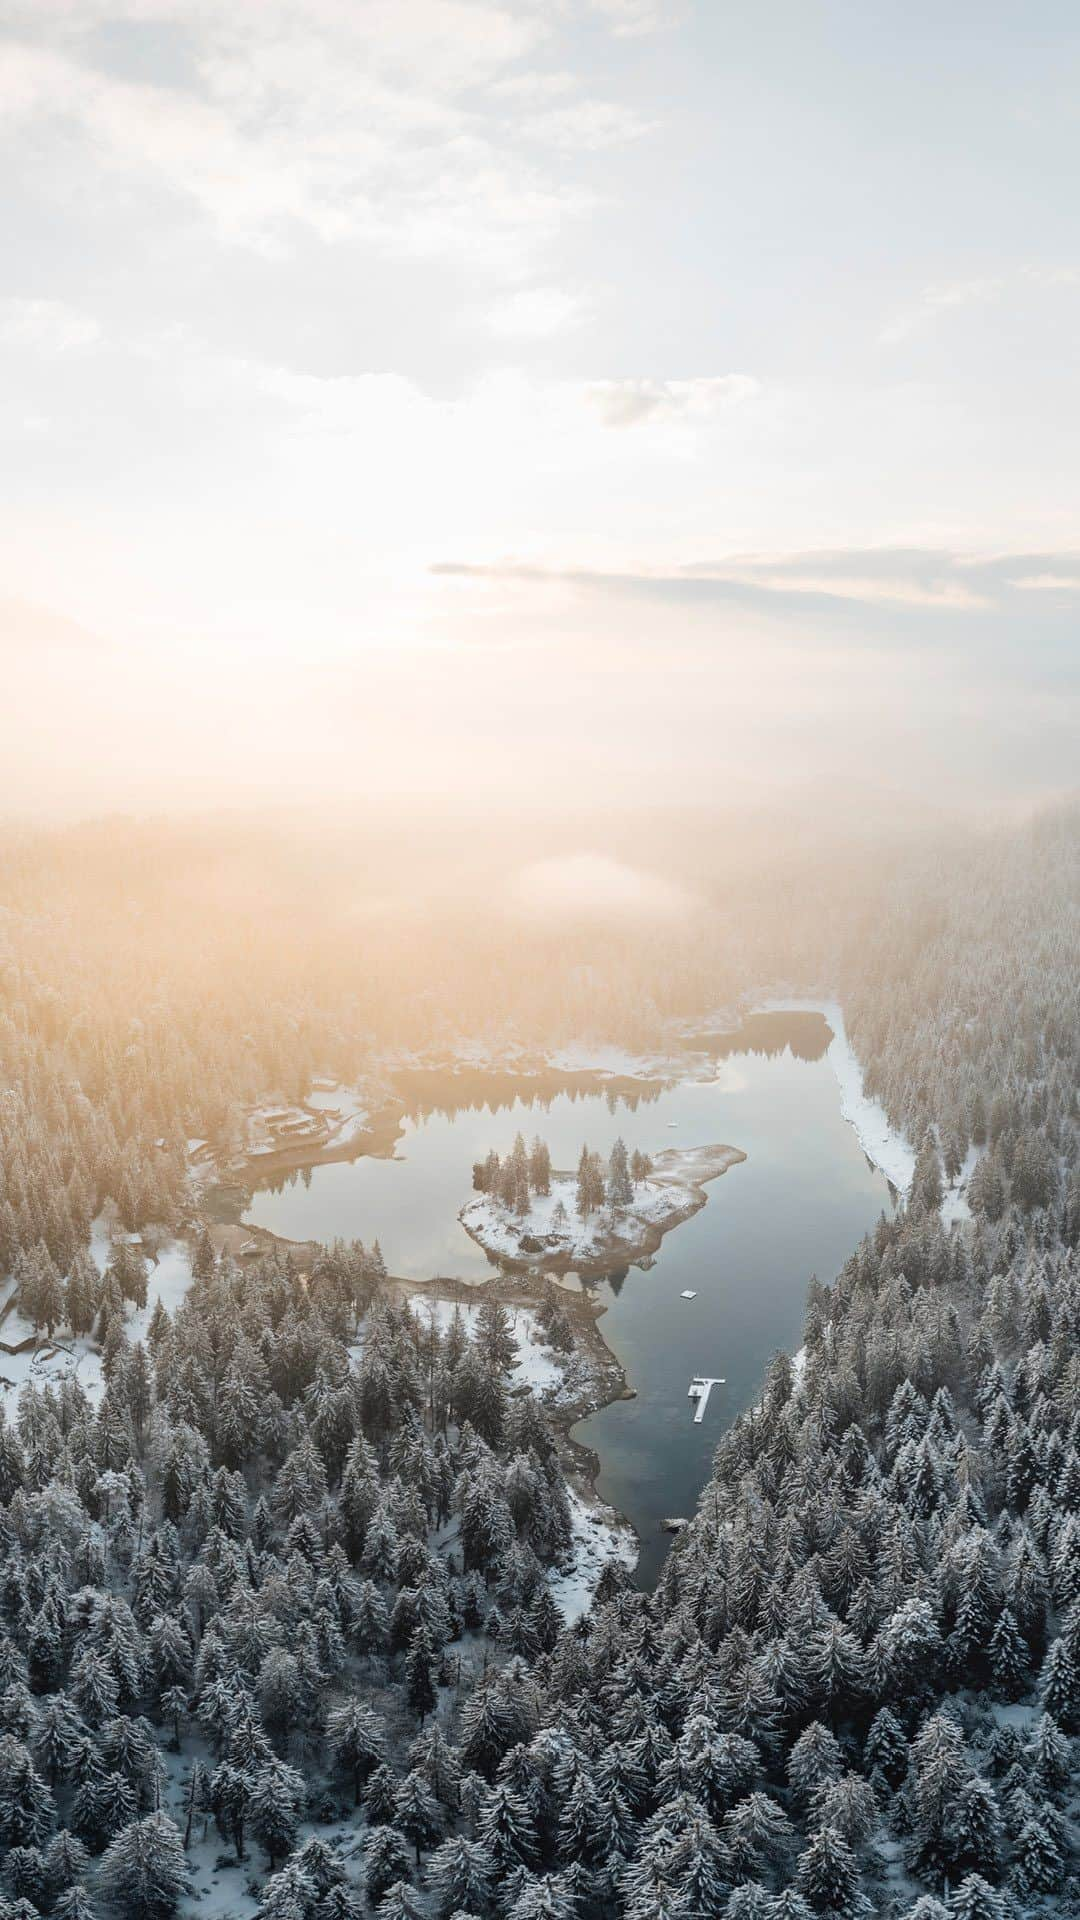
[0,806,1077,1918]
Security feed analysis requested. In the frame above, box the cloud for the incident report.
[1021,264,1080,289]
[489,69,580,103]
[433,555,978,627]
[692,547,993,611]
[517,96,655,150]
[587,0,676,37]
[880,263,1080,346]
[3,1,549,98]
[0,2,644,267]
[1008,572,1080,591]
[0,296,100,354]
[879,277,1003,346]
[0,42,351,248]
[432,544,1080,635]
[485,285,592,338]
[587,374,759,427]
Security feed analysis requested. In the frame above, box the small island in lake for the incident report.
[459,1130,746,1273]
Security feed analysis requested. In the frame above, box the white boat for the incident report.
[680,1289,697,1299]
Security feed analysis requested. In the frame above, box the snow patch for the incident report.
[547,1486,638,1625]
[509,1310,565,1394]
[941,1141,984,1226]
[1,1224,194,1412]
[545,1040,672,1078]
[407,1294,566,1398]
[461,1175,679,1267]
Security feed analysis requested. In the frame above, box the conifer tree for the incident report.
[376,1884,425,1920]
[363,1826,413,1905]
[951,1776,1002,1881]
[248,1761,305,1871]
[946,1874,1004,1920]
[393,1769,443,1866]
[794,1824,862,1920]
[480,1781,539,1874]
[327,1700,387,1804]
[427,1835,497,1918]
[986,1607,1027,1699]
[1011,1817,1063,1897]
[0,1737,56,1849]
[54,1889,100,1920]
[607,1138,633,1210]
[528,1139,551,1197]
[97,1814,189,1920]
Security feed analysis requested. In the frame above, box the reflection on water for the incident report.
[391,1067,672,1129]
[698,1008,833,1063]
[245,1011,895,1584]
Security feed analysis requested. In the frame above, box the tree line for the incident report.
[472,1134,653,1221]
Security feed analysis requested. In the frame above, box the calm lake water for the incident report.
[245,1011,896,1585]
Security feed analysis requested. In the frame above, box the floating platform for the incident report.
[688,1374,725,1423]
[680,1289,697,1299]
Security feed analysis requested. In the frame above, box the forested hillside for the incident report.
[0,805,1077,1917]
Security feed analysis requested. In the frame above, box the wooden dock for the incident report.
[688,1374,725,1423]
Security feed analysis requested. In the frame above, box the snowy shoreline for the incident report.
[756,995,916,1195]
[406,1287,640,1614]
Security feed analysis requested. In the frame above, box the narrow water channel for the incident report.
[245,1011,896,1584]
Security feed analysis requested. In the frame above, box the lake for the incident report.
[245,1010,897,1585]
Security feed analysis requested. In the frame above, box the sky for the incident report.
[2,0,1079,817]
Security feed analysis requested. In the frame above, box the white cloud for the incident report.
[1021,264,1080,289]
[587,374,759,427]
[4,0,550,97]
[486,285,592,338]
[0,4,633,265]
[879,277,1003,346]
[0,43,347,247]
[731,567,989,612]
[587,0,675,37]
[518,96,655,150]
[880,264,1080,346]
[490,69,580,103]
[0,296,100,354]
[1008,571,1080,591]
